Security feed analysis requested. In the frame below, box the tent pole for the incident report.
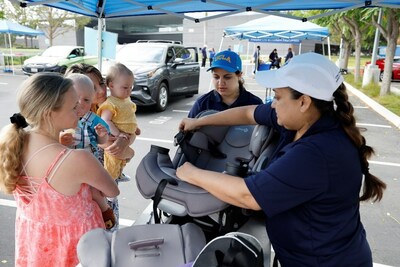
[299,43,302,55]
[327,37,331,60]
[218,35,224,52]
[245,41,250,77]
[97,18,103,72]
[8,33,14,75]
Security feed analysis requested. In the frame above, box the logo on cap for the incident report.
[215,54,231,63]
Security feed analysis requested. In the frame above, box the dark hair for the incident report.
[290,85,386,202]
[65,63,103,83]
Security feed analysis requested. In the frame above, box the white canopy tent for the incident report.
[221,15,330,74]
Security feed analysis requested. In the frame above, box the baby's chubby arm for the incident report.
[94,123,109,145]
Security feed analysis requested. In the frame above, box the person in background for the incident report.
[177,53,386,266]
[0,73,119,266]
[60,73,116,230]
[209,48,216,67]
[253,45,261,74]
[227,45,232,51]
[285,47,294,63]
[97,63,138,230]
[269,48,281,69]
[188,50,263,118]
[201,45,208,68]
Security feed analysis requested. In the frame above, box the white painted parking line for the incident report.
[136,136,173,144]
[0,198,135,226]
[369,160,400,167]
[0,198,16,207]
[0,82,7,85]
[353,105,368,109]
[357,122,392,128]
[149,116,172,124]
[172,109,190,113]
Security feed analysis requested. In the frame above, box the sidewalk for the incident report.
[345,82,400,129]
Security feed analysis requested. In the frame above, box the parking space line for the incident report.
[369,160,400,167]
[0,198,135,226]
[173,109,189,113]
[357,122,392,128]
[136,136,173,144]
[0,199,16,207]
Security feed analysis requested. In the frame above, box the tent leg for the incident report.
[245,41,250,77]
[8,33,14,75]
[327,37,331,60]
[97,18,104,72]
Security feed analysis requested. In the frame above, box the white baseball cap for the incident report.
[255,52,344,101]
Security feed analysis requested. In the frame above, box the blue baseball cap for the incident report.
[207,50,242,73]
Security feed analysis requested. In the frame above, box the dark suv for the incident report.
[103,41,200,111]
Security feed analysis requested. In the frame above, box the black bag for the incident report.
[192,232,264,267]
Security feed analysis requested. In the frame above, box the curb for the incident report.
[345,82,400,130]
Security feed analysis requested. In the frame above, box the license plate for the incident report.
[31,68,38,73]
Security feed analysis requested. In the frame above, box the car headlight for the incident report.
[44,63,57,68]
[135,69,158,79]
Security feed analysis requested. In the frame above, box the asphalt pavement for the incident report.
[0,65,399,267]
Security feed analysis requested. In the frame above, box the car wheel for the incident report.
[379,71,384,81]
[60,66,67,74]
[155,82,168,112]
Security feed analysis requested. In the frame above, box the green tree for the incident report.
[369,8,400,96]
[5,3,90,47]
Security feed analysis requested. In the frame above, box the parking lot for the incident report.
[0,65,399,266]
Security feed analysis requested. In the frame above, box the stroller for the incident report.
[77,110,279,267]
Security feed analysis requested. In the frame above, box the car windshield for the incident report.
[117,46,165,63]
[41,46,73,58]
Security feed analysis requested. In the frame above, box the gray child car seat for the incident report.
[135,110,279,233]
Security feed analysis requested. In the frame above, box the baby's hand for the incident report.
[135,127,141,136]
[95,124,109,138]
[59,131,74,146]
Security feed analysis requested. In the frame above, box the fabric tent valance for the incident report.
[0,20,44,36]
[16,0,400,20]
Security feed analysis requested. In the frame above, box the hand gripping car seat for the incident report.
[135,110,279,233]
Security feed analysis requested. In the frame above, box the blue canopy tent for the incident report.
[0,19,44,73]
[13,0,400,71]
[222,15,330,73]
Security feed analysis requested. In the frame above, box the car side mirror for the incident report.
[172,58,185,68]
[68,54,77,59]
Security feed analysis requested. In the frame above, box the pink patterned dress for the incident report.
[13,145,105,267]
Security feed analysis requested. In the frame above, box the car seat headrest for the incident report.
[249,125,272,157]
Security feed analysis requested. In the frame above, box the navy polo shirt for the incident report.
[245,103,372,267]
[188,88,263,118]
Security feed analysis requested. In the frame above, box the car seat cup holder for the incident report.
[224,160,249,178]
[150,144,170,155]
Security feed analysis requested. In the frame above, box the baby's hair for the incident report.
[66,73,95,94]
[106,62,134,86]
